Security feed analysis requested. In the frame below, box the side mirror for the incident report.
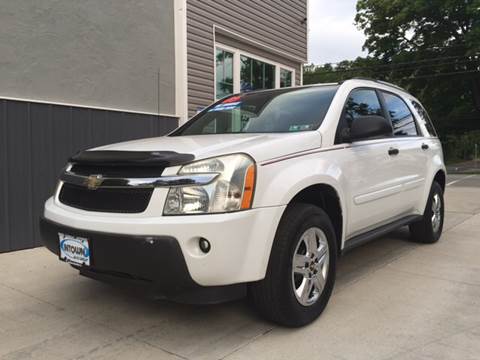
[349,115,392,142]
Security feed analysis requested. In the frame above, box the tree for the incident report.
[355,0,480,135]
[305,0,480,145]
[355,0,479,59]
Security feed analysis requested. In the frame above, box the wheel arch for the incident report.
[433,169,446,193]
[419,167,446,215]
[286,183,344,254]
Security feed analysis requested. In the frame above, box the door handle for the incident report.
[421,143,429,150]
[388,147,399,156]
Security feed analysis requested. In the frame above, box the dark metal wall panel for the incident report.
[6,101,34,250]
[31,103,57,247]
[0,100,9,252]
[0,99,178,253]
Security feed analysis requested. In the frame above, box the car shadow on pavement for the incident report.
[78,226,417,325]
[335,227,418,292]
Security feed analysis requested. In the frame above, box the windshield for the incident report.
[171,85,339,135]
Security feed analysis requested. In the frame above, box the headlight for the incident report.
[163,154,256,215]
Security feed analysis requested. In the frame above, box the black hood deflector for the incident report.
[69,150,195,167]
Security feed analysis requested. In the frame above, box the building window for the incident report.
[215,44,296,99]
[280,68,293,88]
[215,48,234,100]
[240,55,275,92]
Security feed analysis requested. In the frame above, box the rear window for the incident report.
[172,86,339,135]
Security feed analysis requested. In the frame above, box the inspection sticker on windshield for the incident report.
[289,124,312,132]
[59,233,90,266]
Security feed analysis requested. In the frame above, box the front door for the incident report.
[342,138,407,237]
[336,88,411,238]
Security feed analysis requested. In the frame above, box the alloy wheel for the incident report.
[291,227,329,306]
[431,193,442,233]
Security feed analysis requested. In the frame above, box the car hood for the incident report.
[93,132,321,163]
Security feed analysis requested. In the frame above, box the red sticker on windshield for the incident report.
[222,96,242,104]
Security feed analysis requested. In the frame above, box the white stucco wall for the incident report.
[0,0,176,115]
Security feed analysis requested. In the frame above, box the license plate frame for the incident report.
[58,232,91,266]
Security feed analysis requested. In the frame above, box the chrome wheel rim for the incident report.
[431,193,442,233]
[292,227,329,307]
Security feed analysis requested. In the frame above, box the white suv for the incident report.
[40,79,446,327]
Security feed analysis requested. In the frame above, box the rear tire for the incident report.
[409,181,444,244]
[249,203,337,327]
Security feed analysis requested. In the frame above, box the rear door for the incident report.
[379,91,427,214]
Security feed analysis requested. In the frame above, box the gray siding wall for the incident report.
[186,0,307,115]
[0,99,178,253]
[0,0,176,115]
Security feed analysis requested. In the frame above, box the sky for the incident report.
[308,0,367,65]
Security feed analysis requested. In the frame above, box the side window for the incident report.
[382,92,418,136]
[411,100,437,137]
[345,89,383,119]
[336,89,384,143]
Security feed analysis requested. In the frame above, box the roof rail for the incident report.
[375,80,407,92]
[342,77,407,92]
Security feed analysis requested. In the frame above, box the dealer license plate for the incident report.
[58,232,90,266]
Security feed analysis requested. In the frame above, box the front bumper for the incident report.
[40,217,248,303]
[43,196,286,289]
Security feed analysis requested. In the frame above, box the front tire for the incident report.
[249,203,337,327]
[409,181,444,243]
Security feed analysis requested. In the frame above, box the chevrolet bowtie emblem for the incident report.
[84,174,104,190]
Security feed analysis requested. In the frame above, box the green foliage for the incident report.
[304,0,480,151]
[443,130,480,162]
[355,0,479,58]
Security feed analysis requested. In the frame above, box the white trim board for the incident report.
[0,95,178,118]
[306,0,310,63]
[174,0,188,124]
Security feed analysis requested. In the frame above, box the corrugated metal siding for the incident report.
[186,0,307,115]
[0,99,178,253]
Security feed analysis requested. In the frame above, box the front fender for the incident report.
[254,154,347,245]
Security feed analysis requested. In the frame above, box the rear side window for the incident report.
[411,100,437,137]
[382,92,418,136]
